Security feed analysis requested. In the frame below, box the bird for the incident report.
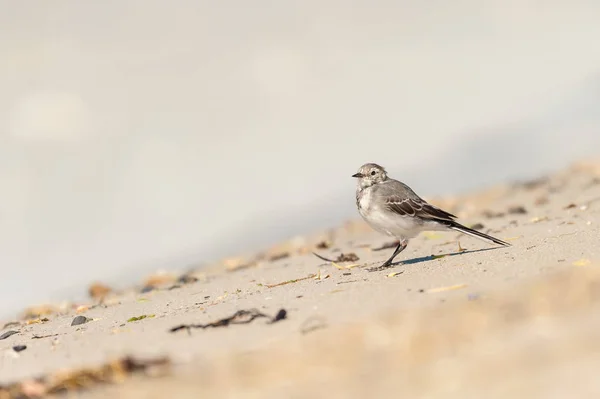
[352,162,510,270]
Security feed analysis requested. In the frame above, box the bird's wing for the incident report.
[385,195,457,222]
[374,179,458,222]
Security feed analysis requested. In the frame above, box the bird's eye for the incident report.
[370,171,376,176]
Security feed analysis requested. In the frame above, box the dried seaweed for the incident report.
[32,334,59,340]
[331,262,360,270]
[265,274,316,288]
[337,279,366,285]
[0,330,19,340]
[482,210,505,219]
[312,252,334,262]
[312,252,359,262]
[314,270,330,281]
[530,216,549,223]
[169,308,287,333]
[300,316,327,335]
[268,252,290,262]
[0,356,170,398]
[386,272,403,278]
[127,314,155,323]
[573,259,591,267]
[427,284,468,293]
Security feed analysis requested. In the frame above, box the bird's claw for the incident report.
[367,263,395,272]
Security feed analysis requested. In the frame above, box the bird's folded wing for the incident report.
[385,196,457,221]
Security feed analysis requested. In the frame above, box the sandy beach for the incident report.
[1,159,600,398]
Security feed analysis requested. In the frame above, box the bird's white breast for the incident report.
[357,186,424,239]
[357,188,372,213]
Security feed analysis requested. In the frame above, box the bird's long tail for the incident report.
[448,222,511,247]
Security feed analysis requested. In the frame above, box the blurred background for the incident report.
[1,0,600,318]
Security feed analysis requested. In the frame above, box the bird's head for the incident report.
[352,163,388,189]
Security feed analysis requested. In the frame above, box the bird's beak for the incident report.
[352,173,364,178]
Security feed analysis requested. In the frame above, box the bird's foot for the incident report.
[367,262,398,272]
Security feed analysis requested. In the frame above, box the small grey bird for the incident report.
[353,163,510,270]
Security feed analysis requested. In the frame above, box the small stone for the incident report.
[71,315,90,326]
[508,206,527,215]
[271,309,287,323]
[13,345,27,352]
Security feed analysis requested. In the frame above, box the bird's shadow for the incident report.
[402,246,498,265]
[366,246,502,272]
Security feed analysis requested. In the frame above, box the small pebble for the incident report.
[508,206,527,215]
[13,345,27,352]
[271,309,287,323]
[71,316,90,326]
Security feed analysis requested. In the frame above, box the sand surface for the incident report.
[1,160,600,398]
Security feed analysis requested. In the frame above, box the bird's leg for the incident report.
[381,240,407,266]
[368,240,408,272]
